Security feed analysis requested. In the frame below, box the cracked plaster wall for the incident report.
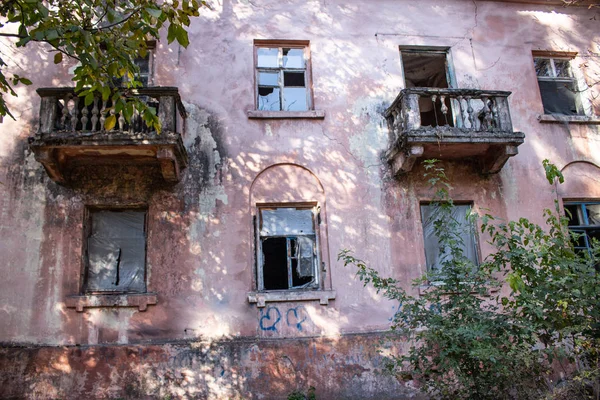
[0,0,599,397]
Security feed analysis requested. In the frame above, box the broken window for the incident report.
[564,202,600,257]
[420,204,479,272]
[255,42,311,111]
[534,56,582,115]
[400,49,454,127]
[256,206,319,290]
[84,209,147,293]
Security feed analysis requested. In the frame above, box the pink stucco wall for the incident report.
[0,0,599,398]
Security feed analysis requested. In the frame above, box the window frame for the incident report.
[253,40,314,113]
[564,201,600,254]
[419,202,480,274]
[533,52,584,116]
[81,206,149,295]
[112,41,155,88]
[255,202,322,292]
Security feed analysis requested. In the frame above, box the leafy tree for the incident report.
[340,159,600,399]
[0,0,203,131]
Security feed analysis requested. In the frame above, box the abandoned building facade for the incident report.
[1,0,599,398]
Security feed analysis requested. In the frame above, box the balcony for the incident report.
[384,88,525,176]
[29,87,188,185]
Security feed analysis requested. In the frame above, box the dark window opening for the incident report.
[262,237,289,290]
[284,72,305,87]
[401,50,453,128]
[258,207,318,291]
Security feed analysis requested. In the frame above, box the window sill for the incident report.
[248,290,336,308]
[538,114,600,125]
[65,293,158,312]
[247,110,325,119]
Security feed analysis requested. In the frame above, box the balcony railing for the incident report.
[36,86,185,135]
[30,87,188,184]
[384,88,525,175]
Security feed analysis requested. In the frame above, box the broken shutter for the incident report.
[87,210,146,293]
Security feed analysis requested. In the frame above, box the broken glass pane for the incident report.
[258,72,279,86]
[565,204,582,226]
[257,47,279,68]
[260,208,314,235]
[534,58,551,77]
[258,86,281,111]
[296,236,314,278]
[554,60,571,78]
[283,88,308,111]
[586,204,600,225]
[538,80,581,115]
[283,72,305,87]
[283,48,304,68]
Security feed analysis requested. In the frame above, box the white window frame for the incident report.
[255,203,321,292]
[254,40,313,112]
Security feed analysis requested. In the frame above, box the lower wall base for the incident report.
[0,332,423,400]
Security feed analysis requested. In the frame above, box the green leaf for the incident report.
[167,24,177,44]
[146,7,162,18]
[175,26,189,48]
[104,114,116,131]
[84,92,94,107]
[53,52,63,64]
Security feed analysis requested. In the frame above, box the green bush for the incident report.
[339,160,600,400]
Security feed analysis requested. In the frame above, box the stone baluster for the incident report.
[482,96,492,130]
[440,95,448,125]
[80,102,89,131]
[91,98,99,132]
[466,96,475,130]
[490,98,499,130]
[118,111,125,132]
[71,97,79,132]
[457,96,465,128]
[99,100,107,131]
[60,94,70,129]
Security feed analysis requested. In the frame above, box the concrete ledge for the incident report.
[65,293,158,312]
[538,114,600,125]
[248,290,336,308]
[247,110,325,119]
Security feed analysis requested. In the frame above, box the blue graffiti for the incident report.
[286,306,308,331]
[259,306,281,331]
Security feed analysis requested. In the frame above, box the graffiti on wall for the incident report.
[258,305,312,335]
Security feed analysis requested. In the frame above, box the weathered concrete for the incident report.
[0,333,422,400]
[0,0,599,398]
